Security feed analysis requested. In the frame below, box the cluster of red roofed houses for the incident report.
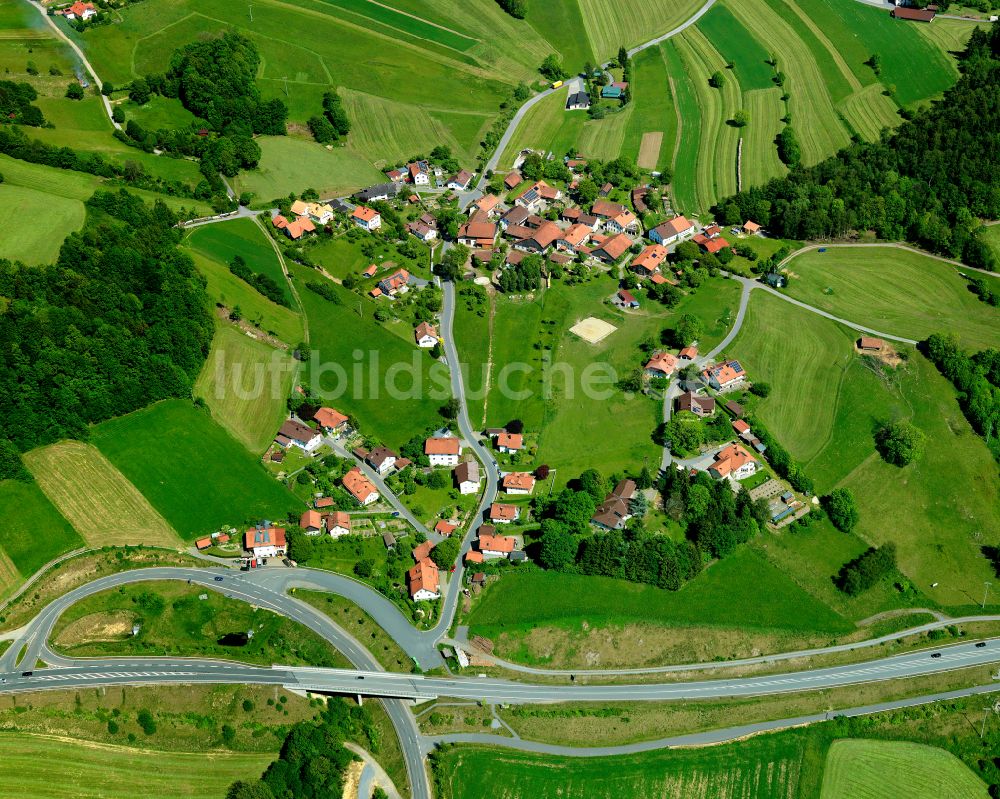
[463,525,523,566]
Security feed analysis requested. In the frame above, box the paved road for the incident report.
[778,241,1000,281]
[179,206,264,229]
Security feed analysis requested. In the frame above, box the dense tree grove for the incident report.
[225,699,371,799]
[718,24,1000,269]
[496,253,542,293]
[922,333,1000,460]
[837,544,897,595]
[0,80,45,126]
[308,91,350,144]
[822,488,859,533]
[0,190,213,452]
[229,255,288,307]
[495,0,527,18]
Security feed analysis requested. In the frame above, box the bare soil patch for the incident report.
[55,610,137,648]
[638,131,664,169]
[569,316,617,344]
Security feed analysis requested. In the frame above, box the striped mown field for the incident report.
[837,83,901,141]
[741,88,786,186]
[0,734,273,799]
[24,441,181,549]
[578,0,706,59]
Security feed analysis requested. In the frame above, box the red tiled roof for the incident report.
[342,467,378,503]
[325,511,351,530]
[314,407,348,429]
[490,503,519,521]
[435,520,457,535]
[244,526,287,550]
[496,432,523,450]
[502,472,535,491]
[425,437,460,455]
[479,533,516,553]
[300,509,322,529]
[407,559,440,596]
[352,206,379,223]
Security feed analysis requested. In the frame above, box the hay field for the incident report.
[24,442,180,549]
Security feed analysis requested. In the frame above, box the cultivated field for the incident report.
[23,442,180,549]
[742,88,786,186]
[0,480,83,586]
[234,136,384,201]
[578,0,706,60]
[436,733,806,798]
[837,83,901,141]
[193,326,296,454]
[783,245,1000,350]
[636,132,663,170]
[0,184,83,265]
[820,739,989,799]
[621,45,675,172]
[663,41,701,214]
[730,292,1000,607]
[186,218,292,305]
[0,734,273,799]
[91,400,302,540]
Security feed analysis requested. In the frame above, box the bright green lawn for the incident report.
[0,183,83,265]
[0,479,82,581]
[730,292,1000,607]
[662,40,701,214]
[525,0,594,66]
[292,263,446,450]
[121,95,198,131]
[783,245,1000,350]
[468,546,853,639]
[436,734,808,799]
[620,44,676,172]
[91,400,303,540]
[698,4,774,91]
[0,734,274,799]
[311,0,477,51]
[981,224,1000,262]
[186,218,292,305]
[820,739,990,799]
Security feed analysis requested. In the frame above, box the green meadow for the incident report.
[0,480,82,590]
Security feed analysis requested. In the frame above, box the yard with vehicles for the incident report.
[23,441,181,550]
[91,400,302,540]
[0,480,82,593]
[782,246,999,350]
[50,580,349,667]
[729,292,1000,608]
[193,325,297,454]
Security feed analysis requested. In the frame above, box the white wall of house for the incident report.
[429,453,459,467]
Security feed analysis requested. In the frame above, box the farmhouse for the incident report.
[631,244,667,276]
[366,446,397,474]
[591,200,627,222]
[502,472,535,495]
[272,214,316,241]
[479,532,517,559]
[378,269,411,297]
[604,209,640,235]
[58,1,96,20]
[447,170,474,190]
[566,90,591,110]
[415,321,439,348]
[615,289,639,309]
[300,509,323,534]
[275,419,322,453]
[407,559,441,601]
[649,215,695,245]
[858,337,885,351]
[495,432,523,453]
[325,511,351,537]
[425,435,461,466]
[677,391,716,417]
[702,360,747,390]
[454,460,481,494]
[343,467,379,506]
[590,233,632,264]
[313,406,348,435]
[355,183,399,203]
[515,221,562,254]
[557,223,593,253]
[709,443,758,480]
[244,524,287,558]
[645,351,679,377]
[490,503,520,523]
[457,213,498,249]
[591,479,636,530]
[408,161,431,185]
[352,206,381,231]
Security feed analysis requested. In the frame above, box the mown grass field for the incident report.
[698,4,774,91]
[0,480,83,586]
[982,224,1000,262]
[730,292,1000,607]
[312,0,477,51]
[662,40,701,214]
[783,246,1000,349]
[185,249,303,345]
[742,88,786,185]
[193,325,296,454]
[91,400,302,540]
[820,739,990,799]
[0,734,273,799]
[436,726,807,798]
[23,442,181,549]
[186,218,291,305]
[620,45,675,172]
[577,0,706,60]
[234,136,384,201]
[837,83,901,141]
[292,263,445,449]
[0,183,83,265]
[524,0,593,66]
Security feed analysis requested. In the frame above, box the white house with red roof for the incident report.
[415,321,439,348]
[425,435,461,467]
[702,360,747,390]
[708,443,758,480]
[352,206,381,231]
[649,215,695,245]
[343,467,379,506]
[58,1,96,20]
[244,525,287,558]
[494,432,523,453]
[275,419,322,453]
[489,503,519,524]
[313,407,348,435]
[479,532,517,559]
[407,559,440,601]
[502,472,535,495]
[324,511,351,538]
[644,351,679,378]
[300,509,323,535]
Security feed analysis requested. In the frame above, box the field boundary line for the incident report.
[350,0,479,43]
[775,0,863,92]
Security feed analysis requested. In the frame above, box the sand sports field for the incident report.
[570,317,618,344]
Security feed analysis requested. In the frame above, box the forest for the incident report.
[718,24,1000,269]
[0,190,213,452]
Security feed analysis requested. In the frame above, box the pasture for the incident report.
[783,245,1000,350]
[234,136,384,201]
[729,292,1000,607]
[620,44,676,172]
[91,400,302,540]
[0,184,83,265]
[186,218,291,305]
[0,735,274,799]
[980,224,1000,262]
[185,249,304,345]
[292,264,445,449]
[0,480,83,584]
[698,4,774,91]
[820,739,989,799]
[837,83,901,141]
[193,325,296,454]
[436,736,806,799]
[23,442,180,549]
[311,0,477,51]
[496,91,584,170]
